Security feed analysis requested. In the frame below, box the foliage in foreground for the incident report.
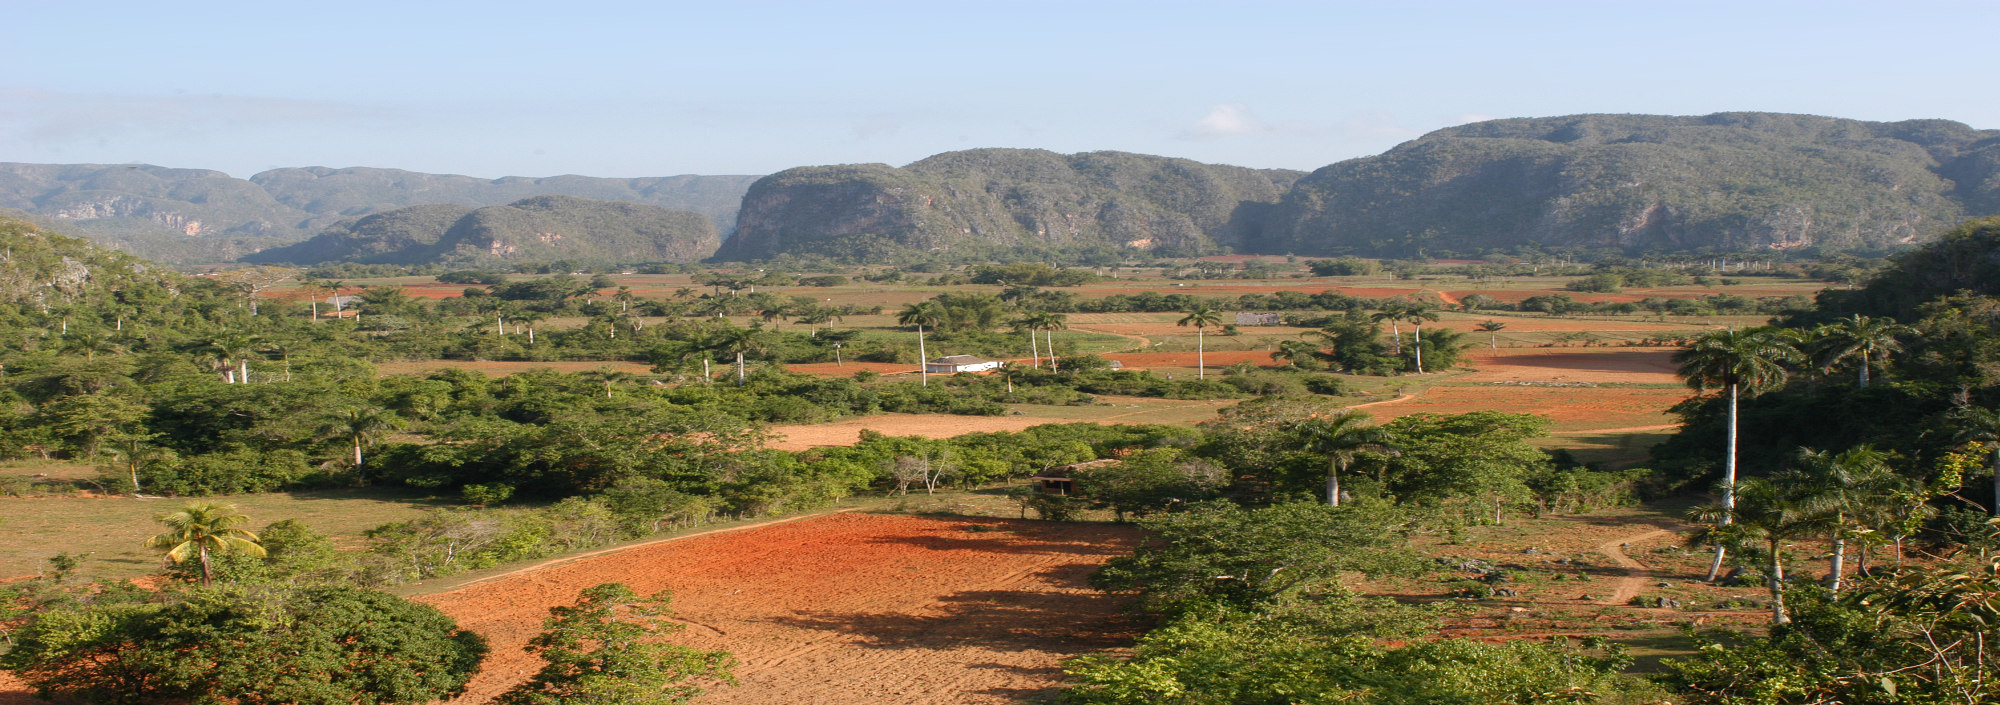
[1663,560,2000,704]
[496,582,734,705]
[0,583,487,705]
[1065,500,1665,705]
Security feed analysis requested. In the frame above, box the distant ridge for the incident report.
[243,196,718,267]
[0,163,758,264]
[715,149,1302,262]
[721,113,2000,261]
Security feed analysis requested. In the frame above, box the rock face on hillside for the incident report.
[244,196,717,266]
[1256,113,2000,256]
[715,149,1303,261]
[0,163,757,264]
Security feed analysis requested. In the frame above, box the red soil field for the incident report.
[421,512,1143,705]
[1102,349,1278,369]
[1457,348,1684,385]
[1355,385,1691,431]
[768,414,1054,450]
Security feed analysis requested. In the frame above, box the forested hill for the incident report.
[721,113,2000,261]
[0,163,758,264]
[241,195,719,267]
[1257,113,2000,256]
[713,149,1305,262]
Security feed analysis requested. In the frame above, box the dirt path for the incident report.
[1596,529,1675,604]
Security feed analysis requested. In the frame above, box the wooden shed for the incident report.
[1029,458,1119,495]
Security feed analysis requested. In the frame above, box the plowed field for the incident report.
[422,512,1143,705]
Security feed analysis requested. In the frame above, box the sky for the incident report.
[6,0,1997,179]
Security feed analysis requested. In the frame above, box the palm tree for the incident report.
[1476,320,1507,350]
[60,330,121,359]
[898,301,947,386]
[299,279,326,321]
[1031,311,1068,371]
[1813,314,1913,388]
[1291,412,1394,506]
[319,407,403,482]
[1953,405,2000,516]
[323,281,348,314]
[1400,304,1443,373]
[1273,339,1323,368]
[1675,327,1805,580]
[709,325,770,386]
[613,286,635,313]
[1009,315,1041,368]
[1780,445,1898,592]
[1371,301,1414,354]
[1177,307,1224,380]
[202,334,260,384]
[145,502,265,586]
[515,310,550,343]
[1688,477,1819,624]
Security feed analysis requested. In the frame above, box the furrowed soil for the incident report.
[419,512,1144,705]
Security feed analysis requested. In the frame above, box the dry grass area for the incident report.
[419,512,1143,705]
[0,489,445,581]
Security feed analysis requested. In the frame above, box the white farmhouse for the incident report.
[925,355,1003,374]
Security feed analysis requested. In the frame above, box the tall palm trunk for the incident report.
[1413,323,1425,374]
[1858,351,1870,388]
[1707,382,1740,581]
[199,546,214,586]
[736,352,746,386]
[1389,321,1401,354]
[239,358,249,385]
[1028,329,1040,368]
[917,326,929,386]
[1046,329,1057,371]
[1196,327,1206,380]
[1829,533,1847,593]
[1767,537,1789,624]
[1326,460,1341,507]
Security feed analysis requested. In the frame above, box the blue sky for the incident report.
[6,1,1995,178]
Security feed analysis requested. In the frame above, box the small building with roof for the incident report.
[925,355,1002,374]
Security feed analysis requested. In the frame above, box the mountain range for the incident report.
[4,112,1996,265]
[241,196,718,267]
[0,164,756,264]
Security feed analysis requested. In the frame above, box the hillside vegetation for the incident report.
[0,163,757,263]
[725,113,2000,262]
[244,195,718,267]
[1260,112,2000,256]
[715,149,1302,261]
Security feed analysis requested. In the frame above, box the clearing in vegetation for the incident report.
[418,511,1142,705]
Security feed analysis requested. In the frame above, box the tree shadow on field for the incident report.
[761,566,1143,654]
[857,518,1141,559]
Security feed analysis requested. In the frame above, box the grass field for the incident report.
[0,487,447,581]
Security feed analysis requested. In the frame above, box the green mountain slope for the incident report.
[715,149,1303,261]
[1257,113,2000,256]
[0,163,758,264]
[244,196,718,267]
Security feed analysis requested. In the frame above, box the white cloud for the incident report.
[1181,103,1261,139]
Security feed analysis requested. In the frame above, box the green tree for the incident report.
[1290,411,1393,506]
[897,301,946,386]
[1397,303,1442,373]
[144,502,266,585]
[1688,477,1823,624]
[1177,306,1224,380]
[318,406,404,480]
[1475,319,1506,349]
[495,583,734,705]
[1813,313,1913,388]
[1952,406,2000,517]
[0,584,486,705]
[1780,445,1899,592]
[1674,327,1804,580]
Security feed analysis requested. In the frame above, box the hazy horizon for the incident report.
[8,0,1997,180]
